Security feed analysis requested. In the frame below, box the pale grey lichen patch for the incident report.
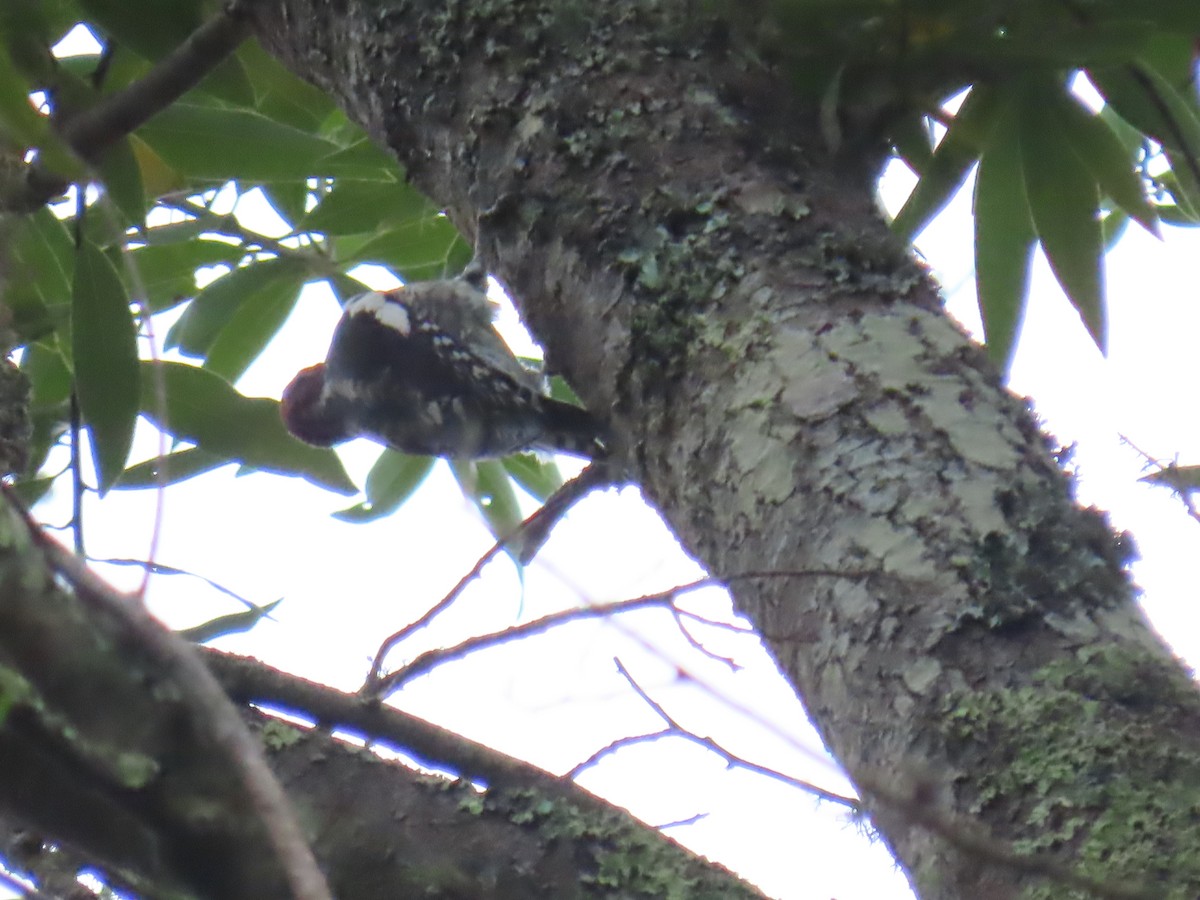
[772,327,860,420]
[948,479,1009,536]
[769,326,819,371]
[923,383,1024,470]
[1042,611,1101,643]
[902,656,942,694]
[820,313,933,387]
[728,426,793,506]
[853,519,921,567]
[861,403,909,435]
[880,534,934,577]
[836,580,878,622]
[116,750,160,789]
[515,112,545,141]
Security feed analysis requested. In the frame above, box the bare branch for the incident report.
[566,658,862,811]
[374,593,681,694]
[364,462,611,689]
[59,2,253,161]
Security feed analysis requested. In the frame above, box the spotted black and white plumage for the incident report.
[281,273,605,459]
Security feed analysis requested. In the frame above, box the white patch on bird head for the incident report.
[322,377,368,405]
[345,291,411,335]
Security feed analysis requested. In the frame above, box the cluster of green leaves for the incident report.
[0,0,562,543]
[730,0,1200,370]
[893,60,1199,369]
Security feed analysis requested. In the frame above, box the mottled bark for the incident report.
[249,1,1200,897]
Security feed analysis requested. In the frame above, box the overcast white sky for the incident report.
[13,26,1200,900]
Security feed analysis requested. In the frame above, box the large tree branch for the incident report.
[0,493,325,899]
[0,492,765,898]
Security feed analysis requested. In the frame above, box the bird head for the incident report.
[280,363,351,447]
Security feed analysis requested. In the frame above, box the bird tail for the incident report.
[538,398,608,459]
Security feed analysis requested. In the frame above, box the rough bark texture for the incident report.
[249,1,1200,898]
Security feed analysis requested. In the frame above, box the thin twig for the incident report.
[566,658,861,811]
[363,530,509,689]
[1119,434,1200,526]
[669,605,753,670]
[364,463,611,689]
[372,593,681,695]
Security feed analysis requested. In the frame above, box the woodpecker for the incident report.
[280,272,606,459]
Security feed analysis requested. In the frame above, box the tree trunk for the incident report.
[251,1,1200,897]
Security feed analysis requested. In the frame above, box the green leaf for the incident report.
[72,240,139,494]
[204,273,303,383]
[1092,61,1200,215]
[1097,105,1145,155]
[341,224,471,281]
[138,360,356,495]
[891,85,1001,242]
[167,256,309,357]
[302,179,433,236]
[0,55,43,146]
[889,113,935,173]
[333,450,434,523]
[547,376,582,405]
[23,403,68,483]
[10,473,56,507]
[502,453,563,503]
[19,341,71,481]
[1141,464,1200,493]
[1052,89,1158,234]
[259,181,310,229]
[1140,3,1200,32]
[7,208,73,342]
[1152,180,1200,224]
[125,240,244,312]
[974,96,1036,372]
[56,49,143,92]
[23,341,71,407]
[116,447,229,489]
[0,0,57,85]
[239,40,336,132]
[94,136,148,225]
[328,271,370,302]
[1018,82,1106,352]
[178,599,282,644]
[0,46,72,167]
[318,137,403,179]
[982,17,1154,67]
[451,459,524,549]
[1100,208,1130,249]
[1164,150,1200,222]
[1135,32,1197,86]
[137,104,394,182]
[136,211,225,246]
